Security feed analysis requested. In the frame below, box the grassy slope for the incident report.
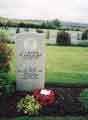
[9,45,88,84]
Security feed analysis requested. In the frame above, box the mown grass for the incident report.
[46,46,88,84]
[1,116,88,120]
[9,44,88,84]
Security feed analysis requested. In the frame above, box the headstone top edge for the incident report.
[15,31,45,37]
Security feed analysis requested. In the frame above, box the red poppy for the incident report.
[33,89,56,106]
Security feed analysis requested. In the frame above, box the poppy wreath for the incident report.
[33,89,56,106]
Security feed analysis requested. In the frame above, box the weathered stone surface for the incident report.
[16,32,45,91]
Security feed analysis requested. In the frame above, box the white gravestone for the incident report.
[16,32,45,91]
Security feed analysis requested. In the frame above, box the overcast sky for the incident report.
[0,0,88,23]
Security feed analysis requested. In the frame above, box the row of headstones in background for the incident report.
[16,32,45,91]
[47,31,83,45]
[11,28,84,45]
[1,27,85,41]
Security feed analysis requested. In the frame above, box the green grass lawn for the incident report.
[1,116,88,120]
[9,44,88,84]
[46,46,88,84]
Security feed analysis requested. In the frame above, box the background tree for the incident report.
[51,19,61,29]
[0,29,14,96]
[41,19,61,29]
[81,30,88,40]
[0,29,12,72]
[56,31,71,45]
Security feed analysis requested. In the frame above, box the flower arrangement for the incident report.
[33,89,56,106]
[17,89,57,115]
[17,95,41,115]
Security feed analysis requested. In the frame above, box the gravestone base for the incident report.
[16,79,44,91]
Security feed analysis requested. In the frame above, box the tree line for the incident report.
[0,19,61,30]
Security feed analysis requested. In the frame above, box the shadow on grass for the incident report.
[45,82,88,88]
[46,43,88,48]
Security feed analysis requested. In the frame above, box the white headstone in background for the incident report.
[16,32,45,91]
